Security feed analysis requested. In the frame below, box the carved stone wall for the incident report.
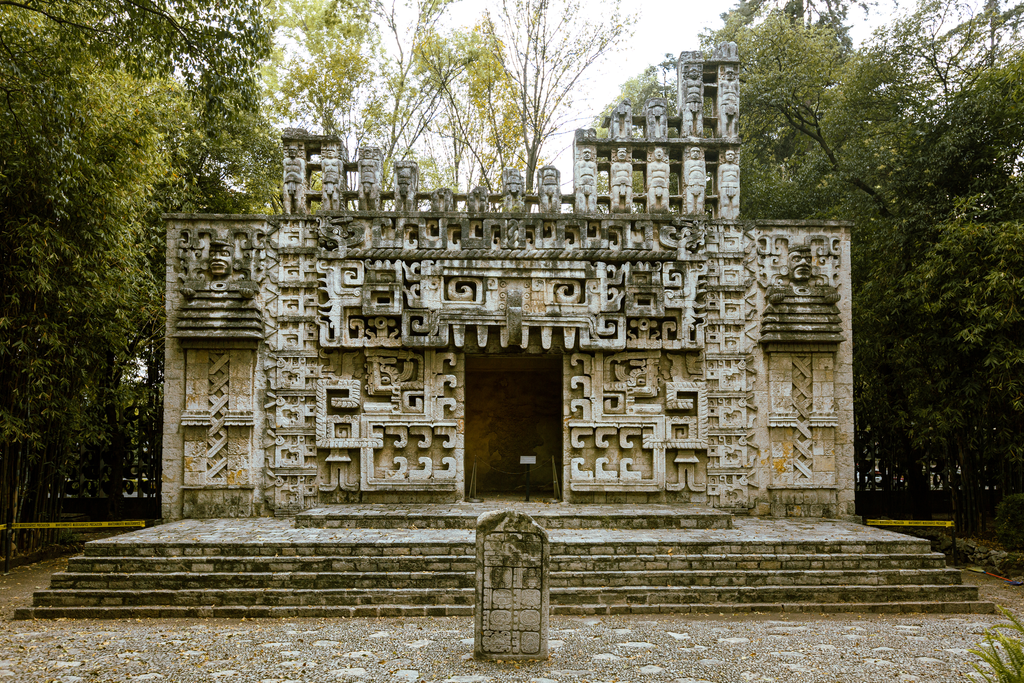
[162,214,852,518]
[161,43,855,520]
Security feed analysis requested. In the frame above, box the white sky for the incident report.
[434,0,905,183]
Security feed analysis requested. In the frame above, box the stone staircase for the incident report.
[14,505,993,619]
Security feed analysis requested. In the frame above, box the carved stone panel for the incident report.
[767,352,838,489]
[475,511,549,661]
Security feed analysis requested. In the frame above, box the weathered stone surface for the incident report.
[161,44,855,522]
[475,511,549,660]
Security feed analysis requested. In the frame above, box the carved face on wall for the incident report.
[724,150,737,164]
[724,68,736,82]
[689,148,702,160]
[506,173,523,194]
[616,148,629,162]
[209,242,232,278]
[323,147,337,159]
[687,66,701,81]
[653,148,665,162]
[789,248,813,281]
[581,148,592,162]
[541,169,557,186]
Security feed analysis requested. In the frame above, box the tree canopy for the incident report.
[704,0,1023,530]
[0,0,275,529]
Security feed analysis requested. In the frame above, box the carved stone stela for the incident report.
[475,511,549,661]
[162,43,855,520]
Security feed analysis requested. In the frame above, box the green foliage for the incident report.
[593,59,676,135]
[0,0,274,526]
[419,21,525,190]
[483,0,635,190]
[691,0,1024,531]
[996,495,1024,552]
[266,0,460,183]
[971,608,1024,682]
[265,0,380,139]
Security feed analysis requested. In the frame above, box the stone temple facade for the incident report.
[161,43,854,521]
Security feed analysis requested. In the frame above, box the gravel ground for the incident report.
[0,552,1022,682]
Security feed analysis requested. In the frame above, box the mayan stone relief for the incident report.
[162,43,855,520]
[475,511,549,661]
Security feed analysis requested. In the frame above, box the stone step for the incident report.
[14,604,475,619]
[549,568,964,587]
[81,537,932,559]
[549,540,934,556]
[67,551,946,576]
[13,599,995,620]
[66,555,477,574]
[22,517,991,619]
[550,583,982,606]
[25,583,980,611]
[48,566,961,592]
[30,587,475,608]
[82,542,474,558]
[49,571,474,591]
[549,600,997,615]
[295,504,734,530]
[550,552,949,572]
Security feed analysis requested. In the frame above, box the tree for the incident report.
[700,0,1024,531]
[267,0,463,183]
[592,57,675,135]
[419,22,525,191]
[0,0,272,533]
[483,0,634,191]
[265,0,380,140]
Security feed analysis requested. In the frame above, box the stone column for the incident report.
[475,511,549,661]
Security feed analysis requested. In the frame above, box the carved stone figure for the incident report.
[684,147,706,215]
[357,147,382,211]
[537,165,561,213]
[718,150,740,219]
[610,147,633,214]
[720,67,740,138]
[573,146,598,213]
[321,142,345,212]
[394,160,419,213]
[761,244,843,343]
[645,98,668,141]
[647,147,670,213]
[610,99,632,140]
[430,187,454,212]
[713,41,739,61]
[283,144,306,215]
[502,168,525,212]
[468,185,490,213]
[681,63,704,137]
[209,240,233,279]
[174,231,261,340]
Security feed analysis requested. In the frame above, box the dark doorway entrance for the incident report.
[464,356,562,499]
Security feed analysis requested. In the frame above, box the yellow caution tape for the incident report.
[0,520,146,531]
[866,519,954,528]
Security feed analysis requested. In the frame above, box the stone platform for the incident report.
[295,502,733,529]
[14,505,994,619]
